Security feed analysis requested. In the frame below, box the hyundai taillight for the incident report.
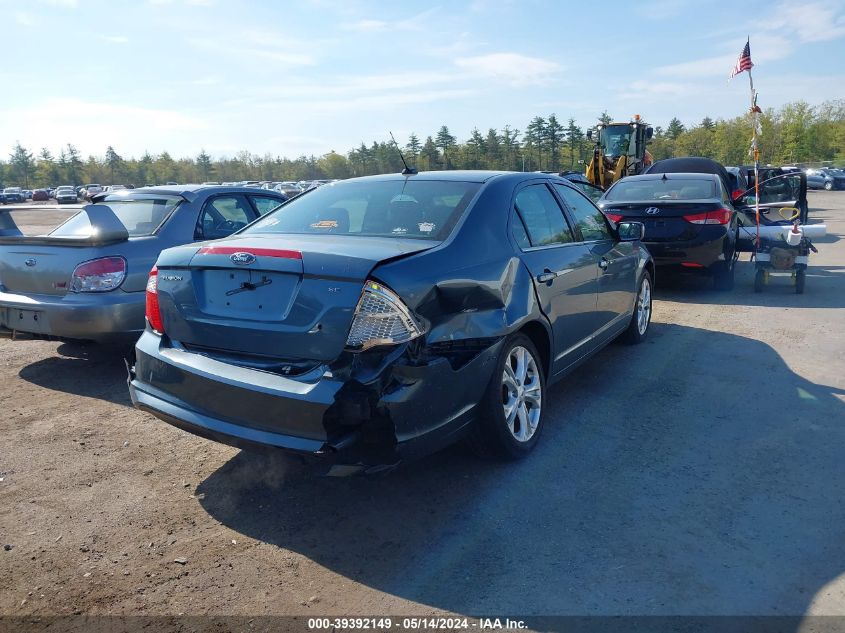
[683,208,733,225]
[605,212,624,223]
[70,256,126,293]
[345,280,424,351]
[145,266,165,334]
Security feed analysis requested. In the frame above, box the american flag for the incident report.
[729,40,754,80]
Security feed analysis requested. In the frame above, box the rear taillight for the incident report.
[683,208,733,225]
[345,280,424,351]
[145,265,165,334]
[70,256,126,293]
[605,212,624,223]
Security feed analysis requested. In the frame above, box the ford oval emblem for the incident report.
[645,207,661,215]
[25,258,37,267]
[230,252,256,265]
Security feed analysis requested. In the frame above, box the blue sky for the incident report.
[2,0,845,160]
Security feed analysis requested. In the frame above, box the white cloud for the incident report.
[37,0,79,7]
[653,0,845,78]
[454,53,560,85]
[766,1,845,42]
[15,12,36,26]
[340,8,438,33]
[342,19,389,32]
[0,98,208,157]
[187,36,316,67]
[634,0,688,19]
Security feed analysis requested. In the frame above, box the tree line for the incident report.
[2,100,843,189]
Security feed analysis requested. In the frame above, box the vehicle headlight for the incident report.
[345,280,424,351]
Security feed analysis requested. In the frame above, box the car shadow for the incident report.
[654,261,845,309]
[17,341,133,407]
[197,324,845,617]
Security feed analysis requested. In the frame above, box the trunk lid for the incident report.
[603,201,719,242]
[0,205,129,296]
[156,234,435,362]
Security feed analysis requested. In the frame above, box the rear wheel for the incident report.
[622,272,652,345]
[467,333,545,460]
[712,254,735,291]
[824,181,833,191]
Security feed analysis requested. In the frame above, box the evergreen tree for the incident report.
[435,126,457,168]
[405,134,421,162]
[666,117,686,139]
[196,149,213,181]
[9,142,35,187]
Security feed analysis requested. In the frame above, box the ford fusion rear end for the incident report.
[128,178,497,472]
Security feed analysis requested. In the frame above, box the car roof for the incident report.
[345,170,516,184]
[122,184,286,196]
[612,172,720,182]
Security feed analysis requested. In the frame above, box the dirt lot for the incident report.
[1,193,844,618]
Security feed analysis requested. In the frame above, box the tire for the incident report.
[824,182,833,191]
[621,272,653,345]
[795,269,806,294]
[754,268,766,293]
[466,333,546,460]
[712,258,735,291]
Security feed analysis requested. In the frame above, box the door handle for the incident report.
[537,269,558,283]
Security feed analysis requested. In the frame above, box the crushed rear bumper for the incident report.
[128,331,502,473]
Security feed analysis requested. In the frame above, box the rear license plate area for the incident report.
[3,308,48,333]
[195,269,299,320]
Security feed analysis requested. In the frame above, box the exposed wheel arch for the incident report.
[519,320,551,380]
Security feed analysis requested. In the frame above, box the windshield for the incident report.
[50,195,181,237]
[244,179,481,241]
[606,178,716,201]
[600,125,633,157]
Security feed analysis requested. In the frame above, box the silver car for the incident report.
[0,185,287,342]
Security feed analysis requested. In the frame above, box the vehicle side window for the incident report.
[554,183,612,241]
[249,195,284,216]
[513,185,574,247]
[198,195,252,240]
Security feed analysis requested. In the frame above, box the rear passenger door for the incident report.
[511,182,600,374]
[554,182,639,334]
[195,194,256,241]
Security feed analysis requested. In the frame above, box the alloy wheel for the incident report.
[501,346,542,442]
[637,277,652,335]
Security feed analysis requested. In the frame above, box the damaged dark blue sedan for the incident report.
[129,171,654,473]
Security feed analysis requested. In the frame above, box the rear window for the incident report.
[50,196,181,237]
[244,180,481,241]
[606,178,716,202]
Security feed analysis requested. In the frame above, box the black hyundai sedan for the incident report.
[597,172,738,290]
[129,171,654,473]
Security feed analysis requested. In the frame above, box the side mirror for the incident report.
[646,127,654,140]
[618,221,645,241]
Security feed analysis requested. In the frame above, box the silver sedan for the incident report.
[0,185,287,342]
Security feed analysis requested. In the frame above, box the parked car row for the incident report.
[0,159,815,473]
[1,173,651,473]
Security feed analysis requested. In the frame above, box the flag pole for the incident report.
[747,39,761,249]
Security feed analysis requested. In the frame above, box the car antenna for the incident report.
[389,131,418,175]
[661,173,668,181]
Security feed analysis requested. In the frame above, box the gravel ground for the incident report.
[1,192,843,618]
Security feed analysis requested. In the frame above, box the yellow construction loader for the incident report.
[586,115,654,188]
